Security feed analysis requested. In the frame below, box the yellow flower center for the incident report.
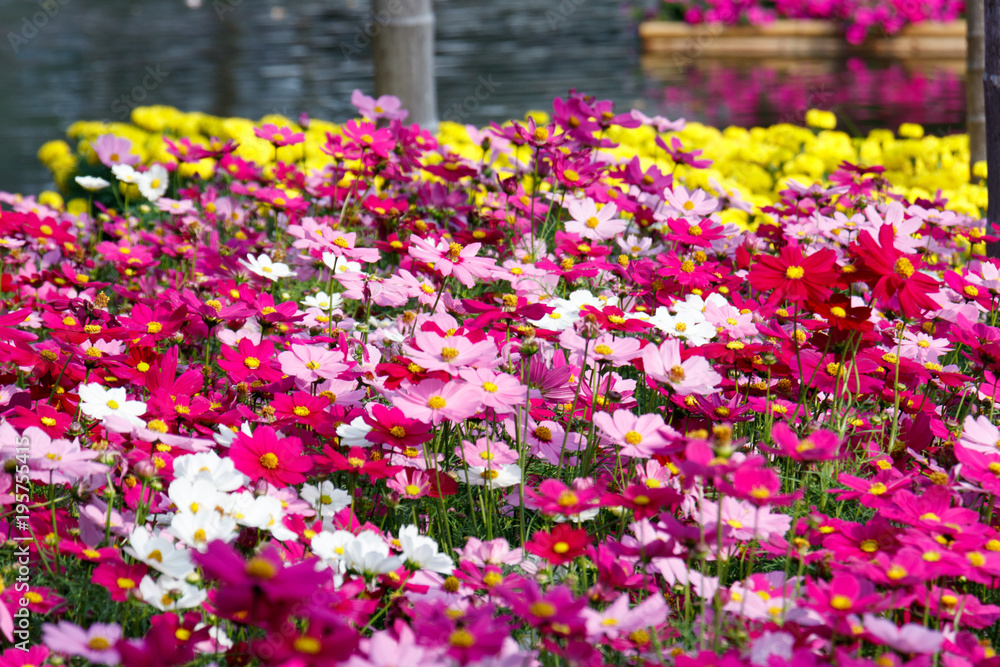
[894,257,915,278]
[259,452,280,469]
[785,265,804,279]
[427,396,447,409]
[624,431,643,445]
[531,601,557,617]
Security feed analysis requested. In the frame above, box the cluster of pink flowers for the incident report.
[0,88,999,667]
[656,0,965,43]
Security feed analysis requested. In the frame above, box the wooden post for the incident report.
[372,0,438,130]
[969,0,986,167]
[987,0,1000,251]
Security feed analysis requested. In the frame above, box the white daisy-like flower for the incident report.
[169,510,238,551]
[138,575,207,612]
[126,527,195,579]
[343,531,403,575]
[75,176,111,192]
[138,164,169,202]
[302,291,343,311]
[300,481,352,517]
[240,254,293,281]
[458,463,522,488]
[398,525,453,575]
[111,164,140,183]
[172,451,248,491]
[336,416,373,448]
[77,382,147,428]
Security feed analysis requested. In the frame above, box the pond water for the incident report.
[0,0,966,195]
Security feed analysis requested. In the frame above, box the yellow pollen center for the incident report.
[785,265,804,279]
[259,452,279,469]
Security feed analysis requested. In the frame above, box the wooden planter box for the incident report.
[638,19,966,58]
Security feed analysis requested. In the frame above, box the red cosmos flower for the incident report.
[362,404,433,449]
[748,245,839,305]
[850,224,941,318]
[91,561,148,602]
[342,119,395,158]
[8,404,71,439]
[230,426,311,488]
[524,524,590,565]
[314,445,399,480]
[117,303,187,346]
[217,338,282,384]
[270,392,329,427]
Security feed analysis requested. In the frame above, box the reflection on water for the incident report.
[0,0,965,195]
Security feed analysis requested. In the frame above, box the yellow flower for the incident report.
[898,122,924,139]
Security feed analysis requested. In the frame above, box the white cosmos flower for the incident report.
[343,531,403,575]
[138,164,169,202]
[300,481,352,517]
[169,509,238,551]
[311,529,356,563]
[167,478,225,517]
[75,176,110,192]
[172,451,248,491]
[336,417,372,449]
[139,574,207,611]
[239,254,293,281]
[398,525,453,574]
[302,291,343,311]
[126,527,195,579]
[77,383,146,428]
[458,463,522,488]
[646,306,717,346]
[111,164,140,183]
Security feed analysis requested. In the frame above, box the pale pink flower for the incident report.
[405,330,497,372]
[42,621,122,665]
[458,368,526,414]
[642,338,721,395]
[92,134,140,168]
[407,237,497,288]
[389,379,483,425]
[662,185,718,217]
[564,197,627,241]
[958,414,1000,455]
[593,409,668,458]
[457,437,519,466]
[277,344,349,382]
[458,537,523,566]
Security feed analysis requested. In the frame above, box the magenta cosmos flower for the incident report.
[230,426,311,487]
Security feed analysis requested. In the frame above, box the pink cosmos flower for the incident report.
[388,379,483,425]
[641,338,721,395]
[407,237,497,288]
[458,537,523,566]
[457,437,519,466]
[593,409,668,458]
[564,197,627,241]
[958,414,1000,455]
[42,621,122,665]
[559,330,642,368]
[92,134,140,168]
[350,89,410,121]
[458,368,525,414]
[254,123,305,146]
[277,344,350,383]
[662,185,718,217]
[405,330,497,372]
[862,614,943,654]
[765,421,841,462]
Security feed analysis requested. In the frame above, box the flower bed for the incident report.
[644,0,965,45]
[2,92,1000,666]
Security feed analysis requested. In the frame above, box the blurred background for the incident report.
[0,0,966,195]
